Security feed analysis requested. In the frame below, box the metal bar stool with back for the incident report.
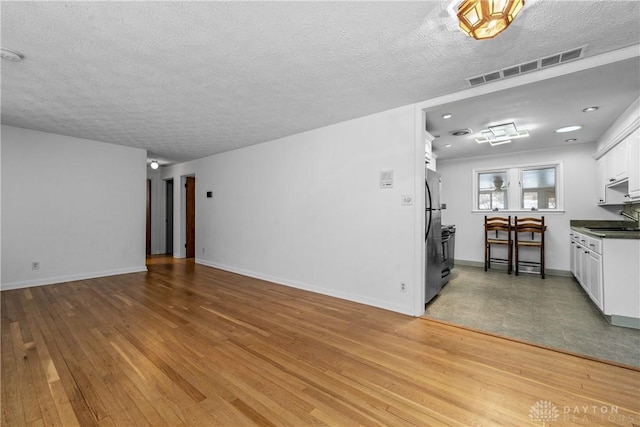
[484,216,513,274]
[514,216,546,279]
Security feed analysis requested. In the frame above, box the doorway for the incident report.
[185,176,195,258]
[165,179,174,255]
[146,179,152,255]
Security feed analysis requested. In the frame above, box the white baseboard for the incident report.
[196,258,414,316]
[0,266,148,291]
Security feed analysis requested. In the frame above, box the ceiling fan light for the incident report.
[457,0,525,40]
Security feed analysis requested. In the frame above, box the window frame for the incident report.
[472,161,564,213]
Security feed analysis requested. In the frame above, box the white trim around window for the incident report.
[472,161,565,213]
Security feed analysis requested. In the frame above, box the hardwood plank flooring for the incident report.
[2,256,639,426]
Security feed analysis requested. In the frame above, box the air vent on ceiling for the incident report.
[466,45,588,87]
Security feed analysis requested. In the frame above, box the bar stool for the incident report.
[514,216,545,279]
[484,216,512,274]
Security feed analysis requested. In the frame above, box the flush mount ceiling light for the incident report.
[457,0,525,40]
[582,106,599,113]
[475,122,529,146]
[0,47,24,62]
[555,125,583,133]
[565,138,577,143]
[150,160,159,170]
[442,113,453,119]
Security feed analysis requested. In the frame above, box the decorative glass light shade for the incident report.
[457,0,525,40]
[150,160,159,170]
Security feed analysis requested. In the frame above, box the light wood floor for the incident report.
[2,256,639,426]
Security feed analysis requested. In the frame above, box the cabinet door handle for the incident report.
[589,243,595,247]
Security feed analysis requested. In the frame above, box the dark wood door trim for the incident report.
[146,179,152,255]
[186,176,196,258]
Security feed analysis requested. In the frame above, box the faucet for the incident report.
[619,210,640,224]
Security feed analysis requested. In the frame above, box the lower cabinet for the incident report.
[570,231,604,311]
[570,231,603,310]
[570,230,640,324]
[587,250,603,310]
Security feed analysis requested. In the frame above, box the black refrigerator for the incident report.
[425,169,443,304]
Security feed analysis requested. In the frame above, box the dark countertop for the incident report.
[570,220,640,239]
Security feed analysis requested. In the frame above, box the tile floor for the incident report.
[424,264,640,368]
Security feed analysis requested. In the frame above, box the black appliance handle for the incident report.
[425,178,432,241]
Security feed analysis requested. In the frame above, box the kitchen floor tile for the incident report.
[424,265,640,368]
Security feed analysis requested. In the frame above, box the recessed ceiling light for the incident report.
[582,106,599,113]
[0,48,24,62]
[442,113,453,119]
[445,144,452,148]
[555,125,583,133]
[565,138,577,143]
[450,129,472,136]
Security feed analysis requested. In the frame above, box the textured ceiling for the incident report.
[2,1,640,165]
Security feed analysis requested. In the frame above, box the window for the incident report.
[477,171,508,210]
[474,163,562,212]
[521,167,556,209]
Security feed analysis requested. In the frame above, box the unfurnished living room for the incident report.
[2,2,640,426]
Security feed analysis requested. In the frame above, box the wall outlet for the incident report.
[400,283,407,292]
[32,261,40,270]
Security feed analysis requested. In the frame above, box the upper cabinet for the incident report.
[606,138,628,184]
[595,97,640,205]
[627,128,640,201]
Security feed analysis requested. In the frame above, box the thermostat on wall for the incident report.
[379,170,394,189]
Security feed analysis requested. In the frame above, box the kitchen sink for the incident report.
[586,227,640,232]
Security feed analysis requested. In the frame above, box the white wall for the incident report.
[1,125,147,289]
[438,142,620,272]
[160,105,421,315]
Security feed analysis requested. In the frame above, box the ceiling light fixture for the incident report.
[475,122,528,145]
[565,138,577,143]
[150,160,159,170]
[1,47,24,62]
[457,0,525,40]
[442,113,453,119]
[582,106,599,113]
[555,125,582,133]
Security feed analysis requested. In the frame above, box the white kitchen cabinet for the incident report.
[596,158,606,204]
[569,237,577,276]
[570,229,640,326]
[587,250,603,310]
[606,139,628,183]
[627,128,640,201]
[571,231,602,308]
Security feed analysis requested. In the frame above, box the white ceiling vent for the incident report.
[466,45,588,87]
